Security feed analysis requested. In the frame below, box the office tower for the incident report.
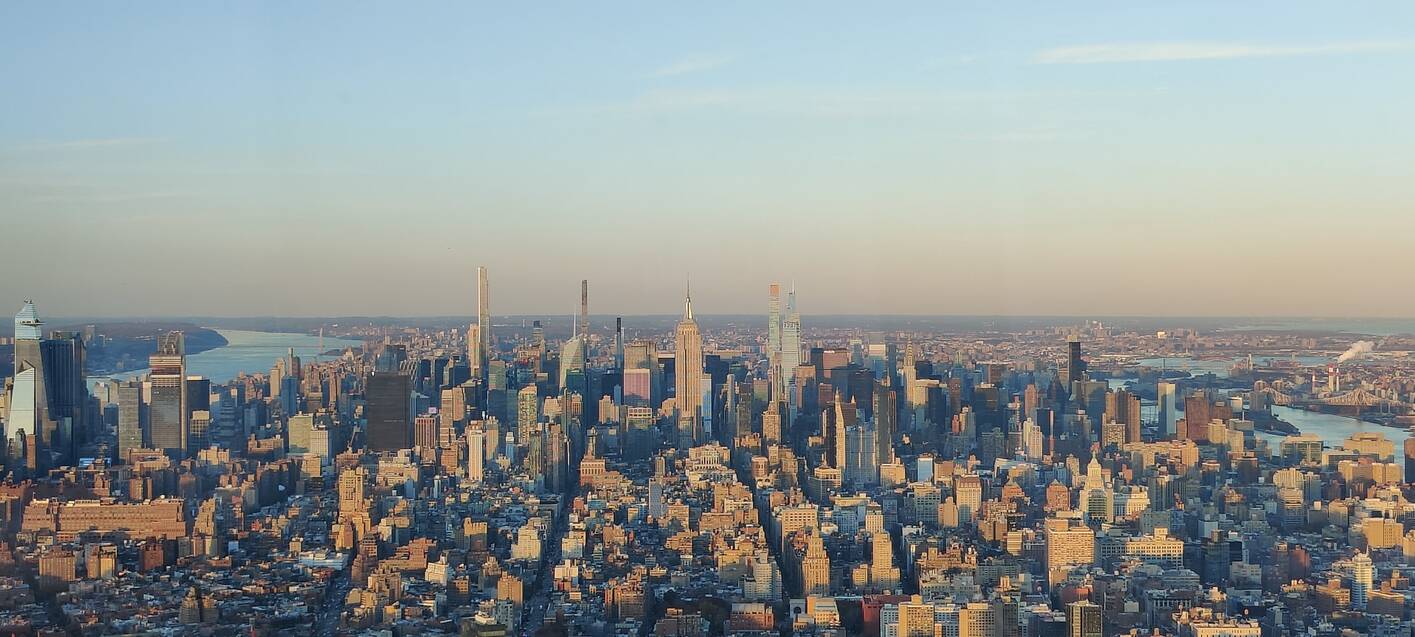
[1066,600,1101,637]
[1045,516,1096,582]
[896,600,934,637]
[116,381,144,461]
[466,426,486,482]
[823,395,850,470]
[1352,551,1373,609]
[188,410,211,454]
[781,286,801,389]
[762,402,782,447]
[867,530,898,589]
[439,386,469,447]
[365,372,412,451]
[531,320,546,362]
[5,367,39,467]
[1066,338,1086,386]
[674,286,704,447]
[800,533,830,596]
[476,266,491,374]
[623,368,652,406]
[148,332,188,457]
[560,334,586,394]
[41,331,85,459]
[952,475,983,526]
[844,423,877,486]
[1022,417,1044,460]
[1405,438,1415,482]
[1157,381,1177,437]
[7,301,62,460]
[874,376,896,465]
[288,413,314,455]
[1182,393,1210,443]
[1107,389,1142,443]
[580,279,589,341]
[414,415,438,450]
[767,282,782,357]
[613,317,625,370]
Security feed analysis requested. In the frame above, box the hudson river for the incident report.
[93,329,365,385]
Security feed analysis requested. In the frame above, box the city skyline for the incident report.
[5,5,1415,636]
[4,3,1415,317]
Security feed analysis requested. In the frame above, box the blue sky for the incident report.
[2,2,1413,317]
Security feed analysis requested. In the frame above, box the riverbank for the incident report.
[79,323,228,375]
[92,329,364,384]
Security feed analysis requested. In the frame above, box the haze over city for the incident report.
[4,2,1415,317]
[5,5,1415,637]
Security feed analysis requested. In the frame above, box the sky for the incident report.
[2,2,1414,318]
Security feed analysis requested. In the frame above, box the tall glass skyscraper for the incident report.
[148,332,188,456]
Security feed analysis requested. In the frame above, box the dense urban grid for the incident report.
[4,271,1415,637]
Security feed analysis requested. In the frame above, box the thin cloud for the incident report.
[648,54,735,78]
[6,137,166,152]
[581,86,1164,118]
[1035,40,1411,64]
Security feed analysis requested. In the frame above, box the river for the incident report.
[92,329,365,385]
[1134,355,1332,379]
[1253,405,1406,451]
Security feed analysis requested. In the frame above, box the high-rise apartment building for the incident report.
[517,385,540,443]
[467,425,486,482]
[781,287,801,392]
[1352,551,1373,609]
[476,266,491,375]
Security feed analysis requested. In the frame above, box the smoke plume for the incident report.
[1336,340,1375,364]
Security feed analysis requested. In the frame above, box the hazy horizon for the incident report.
[4,3,1414,317]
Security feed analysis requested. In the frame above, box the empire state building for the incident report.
[674,287,704,449]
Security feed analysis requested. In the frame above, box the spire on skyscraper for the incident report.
[684,276,693,320]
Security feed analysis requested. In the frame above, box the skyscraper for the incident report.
[781,286,801,391]
[476,265,491,375]
[674,286,704,448]
[874,375,896,465]
[517,384,540,442]
[467,425,485,482]
[1066,338,1086,386]
[1352,551,1373,609]
[116,381,144,461]
[1157,381,1178,436]
[559,334,586,395]
[365,372,412,451]
[41,331,86,461]
[767,283,782,357]
[7,301,52,463]
[467,323,482,377]
[580,279,589,341]
[613,317,625,370]
[1066,600,1101,637]
[148,332,187,457]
